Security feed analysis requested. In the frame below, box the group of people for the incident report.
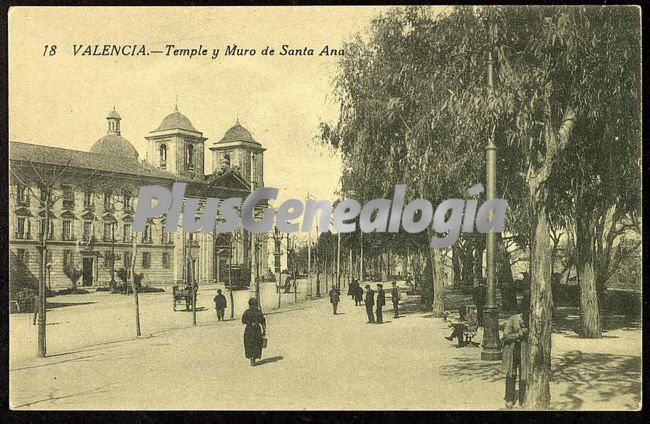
[329,279,402,323]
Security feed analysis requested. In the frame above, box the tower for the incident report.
[145,106,207,179]
[209,119,265,188]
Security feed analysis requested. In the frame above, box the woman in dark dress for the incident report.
[242,298,267,366]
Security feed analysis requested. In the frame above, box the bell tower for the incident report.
[145,105,207,179]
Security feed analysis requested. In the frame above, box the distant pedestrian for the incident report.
[213,289,227,321]
[347,279,357,300]
[284,274,292,293]
[376,284,386,323]
[354,284,364,306]
[391,281,400,318]
[364,284,375,323]
[242,298,266,366]
[329,286,341,315]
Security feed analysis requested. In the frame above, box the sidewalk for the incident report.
[9,284,641,410]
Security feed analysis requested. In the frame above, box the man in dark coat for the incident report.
[473,280,487,326]
[213,289,227,321]
[364,284,375,323]
[376,283,386,323]
[354,284,364,306]
[391,281,400,318]
[329,286,341,315]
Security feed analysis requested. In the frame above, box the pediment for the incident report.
[60,210,78,220]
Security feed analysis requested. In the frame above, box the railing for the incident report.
[14,232,31,240]
[62,235,77,242]
[16,197,30,207]
[62,200,75,210]
[83,203,95,212]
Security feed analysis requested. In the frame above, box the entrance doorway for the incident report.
[82,257,94,286]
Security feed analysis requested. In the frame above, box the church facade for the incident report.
[9,107,269,289]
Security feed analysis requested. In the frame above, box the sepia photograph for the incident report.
[5,4,642,412]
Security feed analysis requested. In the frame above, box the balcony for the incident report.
[62,200,75,210]
[141,238,153,244]
[61,235,77,242]
[83,203,95,212]
[14,232,31,240]
[16,198,30,207]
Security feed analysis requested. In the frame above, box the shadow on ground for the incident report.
[256,356,284,366]
[438,350,641,410]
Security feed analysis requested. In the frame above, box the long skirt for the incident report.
[244,324,263,359]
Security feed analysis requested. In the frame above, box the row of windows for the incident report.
[158,143,197,170]
[14,217,173,245]
[15,248,172,270]
[14,185,133,212]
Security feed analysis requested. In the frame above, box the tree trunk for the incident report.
[525,204,553,410]
[576,211,601,338]
[130,240,141,337]
[451,245,461,289]
[431,247,445,317]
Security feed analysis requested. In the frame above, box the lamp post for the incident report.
[481,49,502,361]
[273,226,282,308]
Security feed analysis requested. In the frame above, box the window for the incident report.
[38,218,54,240]
[162,231,173,244]
[142,224,152,243]
[103,222,113,242]
[82,221,93,242]
[63,250,75,268]
[16,184,29,206]
[123,192,132,210]
[83,190,94,209]
[104,191,113,211]
[142,252,151,269]
[62,186,75,210]
[160,144,167,168]
[16,217,30,239]
[162,252,171,269]
[122,223,132,242]
[39,186,49,207]
[62,220,74,241]
[123,251,132,269]
[186,144,194,170]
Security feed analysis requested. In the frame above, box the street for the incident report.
[9,280,641,410]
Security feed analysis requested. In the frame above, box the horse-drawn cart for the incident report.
[172,285,195,311]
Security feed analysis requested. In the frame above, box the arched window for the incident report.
[160,144,167,167]
[186,145,194,170]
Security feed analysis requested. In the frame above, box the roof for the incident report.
[107,108,121,119]
[153,107,199,133]
[216,122,260,145]
[90,134,139,160]
[10,141,187,182]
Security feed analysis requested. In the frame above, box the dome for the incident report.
[107,108,121,120]
[217,122,260,145]
[154,107,199,133]
[90,134,139,160]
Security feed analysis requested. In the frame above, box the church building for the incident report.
[9,107,269,289]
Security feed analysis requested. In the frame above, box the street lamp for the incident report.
[272,226,282,308]
[481,49,502,361]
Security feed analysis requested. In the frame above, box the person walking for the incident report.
[390,281,400,318]
[502,293,530,408]
[213,289,227,321]
[354,284,364,306]
[364,284,375,323]
[376,283,386,324]
[329,286,341,315]
[242,298,267,366]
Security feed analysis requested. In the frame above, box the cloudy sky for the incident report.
[9,6,401,210]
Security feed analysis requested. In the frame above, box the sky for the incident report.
[8,6,400,212]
